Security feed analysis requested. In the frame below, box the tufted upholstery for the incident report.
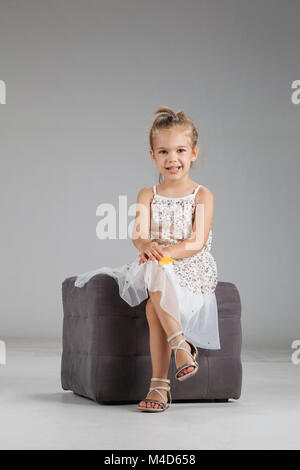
[61,275,242,403]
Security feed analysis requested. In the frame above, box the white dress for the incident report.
[74,184,221,350]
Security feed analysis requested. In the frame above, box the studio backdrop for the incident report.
[0,0,299,350]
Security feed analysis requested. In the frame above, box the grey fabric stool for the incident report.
[61,275,242,403]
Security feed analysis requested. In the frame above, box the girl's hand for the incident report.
[138,253,148,265]
[138,241,165,265]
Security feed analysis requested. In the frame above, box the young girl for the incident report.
[74,107,221,413]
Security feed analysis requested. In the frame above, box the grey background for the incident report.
[0,0,299,348]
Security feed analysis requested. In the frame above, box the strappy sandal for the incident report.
[137,378,172,413]
[167,330,199,381]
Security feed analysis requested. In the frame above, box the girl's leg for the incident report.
[139,298,171,409]
[148,290,195,378]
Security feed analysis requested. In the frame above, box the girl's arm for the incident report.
[131,187,151,251]
[132,187,165,262]
[163,186,215,260]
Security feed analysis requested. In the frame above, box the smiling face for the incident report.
[150,127,198,181]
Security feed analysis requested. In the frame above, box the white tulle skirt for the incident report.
[74,253,221,350]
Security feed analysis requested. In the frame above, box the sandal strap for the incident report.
[170,338,195,362]
[176,361,198,375]
[151,377,170,383]
[146,386,172,406]
[143,398,168,409]
[167,330,184,342]
[149,386,169,402]
[149,385,170,392]
[170,337,186,349]
[171,345,195,360]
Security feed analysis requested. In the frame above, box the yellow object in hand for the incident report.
[158,255,175,266]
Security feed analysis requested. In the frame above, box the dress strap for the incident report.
[152,185,157,195]
[193,185,202,197]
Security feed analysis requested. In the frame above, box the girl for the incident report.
[74,107,221,413]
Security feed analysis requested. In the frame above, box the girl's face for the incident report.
[150,127,198,181]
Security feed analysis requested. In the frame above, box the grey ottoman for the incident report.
[61,275,242,403]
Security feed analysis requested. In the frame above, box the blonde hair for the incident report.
[149,106,199,184]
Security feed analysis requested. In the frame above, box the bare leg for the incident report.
[148,290,195,378]
[139,298,171,409]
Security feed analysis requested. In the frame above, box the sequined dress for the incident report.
[74,184,221,349]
